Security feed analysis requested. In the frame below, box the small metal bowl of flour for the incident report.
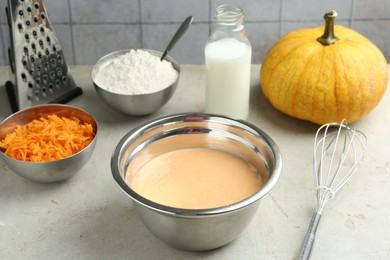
[91,49,180,116]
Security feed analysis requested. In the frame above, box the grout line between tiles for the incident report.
[139,0,143,48]
[279,0,283,38]
[208,0,212,36]
[49,21,211,26]
[68,0,76,65]
[2,19,390,27]
[350,0,355,28]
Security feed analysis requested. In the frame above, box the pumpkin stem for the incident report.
[317,10,340,45]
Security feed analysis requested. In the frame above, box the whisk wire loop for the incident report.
[299,119,367,260]
[312,119,366,213]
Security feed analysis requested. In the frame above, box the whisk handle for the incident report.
[298,212,322,260]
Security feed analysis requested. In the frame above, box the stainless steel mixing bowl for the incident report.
[0,104,98,182]
[91,49,180,116]
[111,113,282,251]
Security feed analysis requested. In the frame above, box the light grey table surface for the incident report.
[0,65,389,260]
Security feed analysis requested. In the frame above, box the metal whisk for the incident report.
[298,119,367,260]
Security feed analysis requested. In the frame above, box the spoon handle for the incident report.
[161,16,193,61]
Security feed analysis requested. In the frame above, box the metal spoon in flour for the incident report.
[160,16,193,61]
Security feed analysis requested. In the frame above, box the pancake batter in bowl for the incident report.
[127,147,263,209]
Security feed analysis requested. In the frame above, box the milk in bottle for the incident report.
[204,4,252,120]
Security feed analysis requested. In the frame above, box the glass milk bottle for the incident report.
[204,4,252,120]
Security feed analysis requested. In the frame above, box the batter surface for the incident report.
[127,147,263,209]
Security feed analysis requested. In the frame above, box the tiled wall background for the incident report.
[1,0,390,65]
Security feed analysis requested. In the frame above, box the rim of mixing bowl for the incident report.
[111,113,282,217]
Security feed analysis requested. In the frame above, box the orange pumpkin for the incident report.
[260,10,388,125]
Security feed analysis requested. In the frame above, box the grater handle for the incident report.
[5,81,19,113]
[5,6,15,73]
[5,6,10,25]
[7,48,14,73]
[48,87,83,104]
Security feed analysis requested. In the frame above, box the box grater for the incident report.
[5,0,82,113]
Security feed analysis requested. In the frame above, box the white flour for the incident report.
[94,49,178,95]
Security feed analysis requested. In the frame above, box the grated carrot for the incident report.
[0,114,95,162]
